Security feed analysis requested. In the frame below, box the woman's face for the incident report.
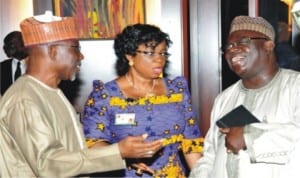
[128,41,169,79]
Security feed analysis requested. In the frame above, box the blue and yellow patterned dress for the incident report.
[82,76,203,177]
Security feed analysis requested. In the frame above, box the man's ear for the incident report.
[263,41,275,52]
[48,45,58,61]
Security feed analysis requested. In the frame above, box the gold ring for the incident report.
[147,150,154,155]
[136,168,143,175]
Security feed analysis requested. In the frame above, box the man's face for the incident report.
[11,33,28,60]
[51,40,84,81]
[224,30,271,79]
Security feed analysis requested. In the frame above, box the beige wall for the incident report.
[0,0,33,60]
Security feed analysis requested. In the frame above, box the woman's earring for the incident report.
[159,73,163,78]
[129,61,134,66]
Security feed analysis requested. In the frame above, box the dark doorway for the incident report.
[221,0,248,90]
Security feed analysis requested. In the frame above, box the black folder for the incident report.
[216,105,260,128]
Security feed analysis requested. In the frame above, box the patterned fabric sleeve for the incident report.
[173,76,204,154]
[82,80,114,146]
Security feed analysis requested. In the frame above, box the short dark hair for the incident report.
[113,24,172,76]
[3,31,22,57]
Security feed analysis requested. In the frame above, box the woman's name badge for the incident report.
[115,113,135,125]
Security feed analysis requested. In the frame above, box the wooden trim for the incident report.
[181,0,190,82]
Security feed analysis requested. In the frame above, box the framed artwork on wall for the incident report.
[53,0,145,39]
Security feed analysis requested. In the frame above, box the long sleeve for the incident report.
[244,122,300,164]
[4,94,125,177]
[244,72,300,164]
[189,103,227,178]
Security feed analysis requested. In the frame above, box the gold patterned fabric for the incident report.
[83,77,203,177]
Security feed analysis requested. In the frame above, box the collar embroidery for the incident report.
[110,93,183,108]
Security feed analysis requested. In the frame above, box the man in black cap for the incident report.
[1,31,28,95]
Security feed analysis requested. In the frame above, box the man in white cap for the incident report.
[0,11,162,177]
[189,16,300,178]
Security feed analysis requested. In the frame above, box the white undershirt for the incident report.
[12,58,26,82]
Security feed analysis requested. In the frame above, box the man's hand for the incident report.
[219,127,246,154]
[118,134,163,158]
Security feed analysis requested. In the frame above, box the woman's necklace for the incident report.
[125,74,156,97]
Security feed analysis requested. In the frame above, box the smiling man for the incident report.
[189,16,300,178]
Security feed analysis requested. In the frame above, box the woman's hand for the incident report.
[131,162,154,176]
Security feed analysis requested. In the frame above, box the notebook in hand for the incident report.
[216,105,260,128]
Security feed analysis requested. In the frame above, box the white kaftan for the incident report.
[190,69,300,178]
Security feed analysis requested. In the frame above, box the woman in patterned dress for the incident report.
[82,24,204,177]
